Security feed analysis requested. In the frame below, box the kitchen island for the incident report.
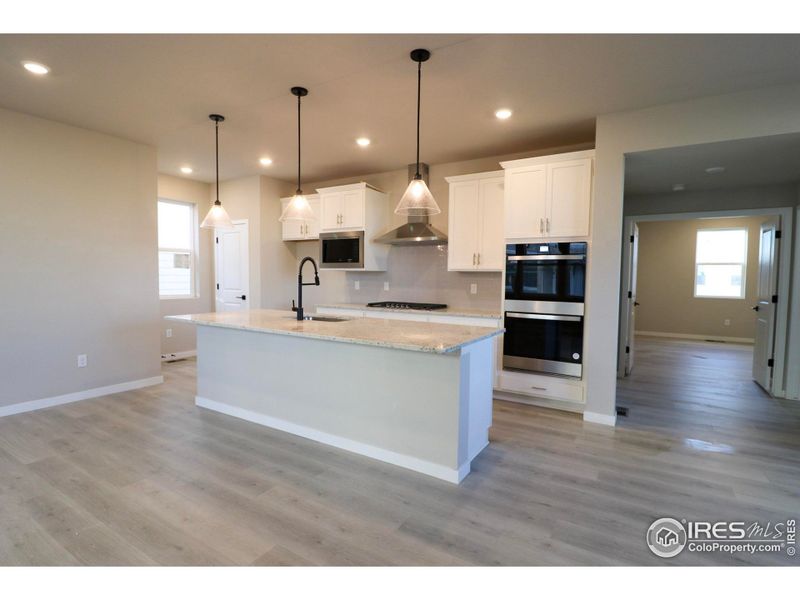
[166,309,503,483]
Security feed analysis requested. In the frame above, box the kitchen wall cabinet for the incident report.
[501,150,594,240]
[318,182,379,232]
[280,194,320,241]
[445,171,505,271]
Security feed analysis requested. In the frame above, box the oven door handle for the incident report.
[506,254,585,261]
[506,312,582,322]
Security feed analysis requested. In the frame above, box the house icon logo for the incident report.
[647,518,687,558]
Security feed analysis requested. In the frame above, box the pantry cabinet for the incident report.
[280,194,320,241]
[446,171,505,271]
[501,150,593,240]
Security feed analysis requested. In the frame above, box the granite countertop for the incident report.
[315,302,503,320]
[166,309,503,354]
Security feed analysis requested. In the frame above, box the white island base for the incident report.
[190,318,498,483]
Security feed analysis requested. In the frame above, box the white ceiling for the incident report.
[624,133,800,195]
[2,34,800,183]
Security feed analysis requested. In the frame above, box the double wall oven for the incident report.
[503,242,587,378]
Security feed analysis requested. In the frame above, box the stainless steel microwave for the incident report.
[319,231,364,269]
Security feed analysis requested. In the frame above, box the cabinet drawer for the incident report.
[367,311,429,322]
[497,370,584,403]
[428,314,502,328]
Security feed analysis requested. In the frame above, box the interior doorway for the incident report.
[214,219,250,312]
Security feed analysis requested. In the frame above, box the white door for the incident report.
[448,180,480,270]
[752,218,780,392]
[341,190,365,229]
[505,165,547,239]
[320,192,343,231]
[215,220,250,312]
[546,159,592,238]
[477,178,505,270]
[305,196,321,239]
[624,222,640,376]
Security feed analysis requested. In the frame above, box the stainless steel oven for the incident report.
[503,242,587,378]
[320,231,364,269]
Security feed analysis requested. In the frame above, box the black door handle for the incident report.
[752,305,759,311]
[236,295,247,300]
[634,301,640,307]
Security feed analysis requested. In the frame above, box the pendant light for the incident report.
[200,114,234,229]
[395,49,440,217]
[279,86,315,222]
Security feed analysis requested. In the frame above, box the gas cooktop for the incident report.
[366,301,447,311]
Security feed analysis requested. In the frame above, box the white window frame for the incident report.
[693,227,748,300]
[158,198,198,299]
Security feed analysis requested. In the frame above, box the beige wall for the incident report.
[283,143,593,312]
[158,174,213,356]
[635,216,767,340]
[590,83,800,420]
[0,107,161,407]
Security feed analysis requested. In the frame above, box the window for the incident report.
[158,199,196,298]
[694,228,747,299]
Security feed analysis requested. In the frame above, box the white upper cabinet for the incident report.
[319,183,370,232]
[446,171,505,271]
[280,194,320,241]
[501,150,594,240]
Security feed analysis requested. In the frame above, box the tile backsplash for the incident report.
[293,241,502,311]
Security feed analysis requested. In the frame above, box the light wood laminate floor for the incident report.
[1,336,798,565]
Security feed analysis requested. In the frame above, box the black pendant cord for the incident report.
[214,119,220,206]
[415,59,421,179]
[296,93,302,195]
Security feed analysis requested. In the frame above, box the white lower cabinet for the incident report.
[496,369,584,404]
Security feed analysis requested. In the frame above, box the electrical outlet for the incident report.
[384,281,390,291]
[723,319,731,326]
[354,280,360,291]
[166,328,173,338]
[470,283,478,295]
[77,354,87,368]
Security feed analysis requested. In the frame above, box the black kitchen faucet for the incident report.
[292,256,320,321]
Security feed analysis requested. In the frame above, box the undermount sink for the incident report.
[285,314,350,322]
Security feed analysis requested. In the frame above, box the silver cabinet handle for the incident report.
[530,385,548,391]
[546,218,550,233]
[472,253,476,265]
[477,253,481,266]
[539,218,544,234]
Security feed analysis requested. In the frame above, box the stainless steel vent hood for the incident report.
[374,163,448,246]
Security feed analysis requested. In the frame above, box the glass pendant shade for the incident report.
[279,192,315,222]
[395,177,440,217]
[200,201,234,229]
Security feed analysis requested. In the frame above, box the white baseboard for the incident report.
[195,395,468,484]
[161,350,197,362]
[0,376,164,418]
[583,411,617,427]
[635,330,754,344]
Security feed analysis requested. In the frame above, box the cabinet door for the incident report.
[546,159,592,238]
[447,180,480,271]
[320,192,343,231]
[281,199,305,240]
[305,197,321,239]
[341,190,365,229]
[477,178,505,270]
[505,165,547,239]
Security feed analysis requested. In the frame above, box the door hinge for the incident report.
[630,235,635,243]
[775,230,782,239]
[627,290,632,299]
[772,294,778,304]
[768,358,774,368]
[216,283,219,290]
[215,236,219,243]
[625,346,630,354]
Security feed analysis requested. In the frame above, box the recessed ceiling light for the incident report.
[180,166,193,174]
[259,157,273,166]
[672,183,686,192]
[356,137,371,147]
[495,108,512,120]
[705,166,726,174]
[22,61,50,75]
